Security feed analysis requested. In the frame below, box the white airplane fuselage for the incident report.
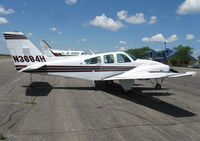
[15,52,163,81]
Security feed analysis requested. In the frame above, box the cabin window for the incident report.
[104,54,114,64]
[85,56,101,64]
[117,54,131,63]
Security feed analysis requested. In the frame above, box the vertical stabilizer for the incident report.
[3,32,48,70]
[40,40,55,57]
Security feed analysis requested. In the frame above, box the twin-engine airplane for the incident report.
[40,40,85,57]
[3,32,196,92]
[40,40,94,57]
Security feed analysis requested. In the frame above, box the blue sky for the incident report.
[0,0,200,57]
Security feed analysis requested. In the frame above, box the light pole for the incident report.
[164,41,167,63]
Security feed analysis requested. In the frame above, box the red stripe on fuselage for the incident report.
[15,65,134,72]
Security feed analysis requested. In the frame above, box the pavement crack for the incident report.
[14,120,200,136]
[8,105,35,130]
[0,108,24,127]
[98,106,155,125]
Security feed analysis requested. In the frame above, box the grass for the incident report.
[24,101,37,105]
[0,54,11,59]
[0,132,7,140]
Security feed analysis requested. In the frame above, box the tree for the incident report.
[168,45,193,66]
[125,47,150,59]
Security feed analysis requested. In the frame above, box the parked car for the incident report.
[188,64,200,69]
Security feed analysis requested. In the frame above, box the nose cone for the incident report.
[135,59,170,71]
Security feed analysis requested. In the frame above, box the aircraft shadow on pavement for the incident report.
[103,84,196,117]
[23,82,53,96]
[23,81,196,117]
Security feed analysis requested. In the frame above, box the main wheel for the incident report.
[155,83,161,90]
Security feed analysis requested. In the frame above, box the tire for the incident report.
[155,83,161,90]
[105,80,114,86]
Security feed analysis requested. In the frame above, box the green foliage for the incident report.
[0,132,7,140]
[125,46,150,59]
[168,45,193,66]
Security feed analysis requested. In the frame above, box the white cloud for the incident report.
[115,46,127,51]
[49,27,57,32]
[116,40,128,51]
[65,0,77,5]
[177,0,200,15]
[89,14,124,31]
[0,5,15,15]
[117,10,128,20]
[0,17,9,24]
[148,16,157,24]
[76,38,88,42]
[186,34,195,40]
[27,32,33,38]
[117,10,157,25]
[142,34,178,43]
[49,27,62,34]
[167,34,178,43]
[126,13,146,24]
[58,31,62,34]
[117,46,127,51]
[119,40,127,45]
[142,34,165,42]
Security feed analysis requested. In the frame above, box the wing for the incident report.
[104,64,196,81]
[18,63,46,73]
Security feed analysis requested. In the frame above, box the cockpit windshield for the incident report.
[127,53,137,61]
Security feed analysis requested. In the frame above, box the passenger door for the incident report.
[84,56,102,80]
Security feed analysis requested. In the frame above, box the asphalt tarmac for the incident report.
[0,59,200,141]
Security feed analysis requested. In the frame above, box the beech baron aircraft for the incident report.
[3,32,196,92]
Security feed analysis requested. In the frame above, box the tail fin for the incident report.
[3,32,48,70]
[40,40,55,57]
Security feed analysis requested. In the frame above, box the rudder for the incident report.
[3,32,48,70]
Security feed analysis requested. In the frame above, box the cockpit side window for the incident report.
[85,56,101,64]
[117,54,131,63]
[104,54,114,64]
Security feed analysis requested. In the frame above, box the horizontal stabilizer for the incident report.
[18,63,46,73]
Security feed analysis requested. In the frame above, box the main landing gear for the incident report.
[155,83,161,90]
[105,80,114,86]
[93,80,114,90]
[151,78,164,90]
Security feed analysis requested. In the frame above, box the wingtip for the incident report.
[186,71,197,76]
